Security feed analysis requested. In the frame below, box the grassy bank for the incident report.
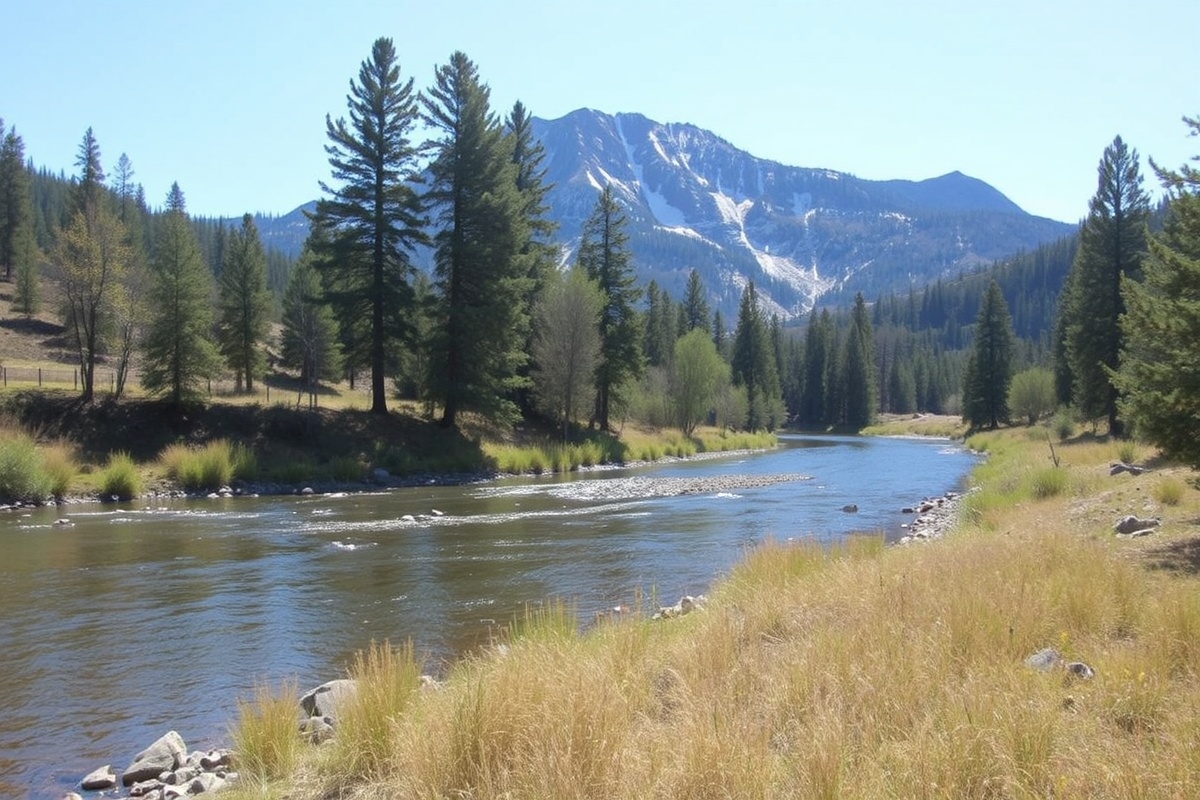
[0,390,776,502]
[223,424,1200,799]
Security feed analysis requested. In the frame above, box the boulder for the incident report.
[1114,515,1160,535]
[127,777,164,797]
[198,749,233,770]
[1065,661,1096,680]
[123,731,187,786]
[300,679,357,722]
[1110,462,1147,476]
[80,764,116,790]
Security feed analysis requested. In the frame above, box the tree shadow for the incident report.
[1142,526,1200,576]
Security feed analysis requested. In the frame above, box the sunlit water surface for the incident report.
[0,434,977,798]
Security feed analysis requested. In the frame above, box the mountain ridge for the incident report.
[251,108,1074,318]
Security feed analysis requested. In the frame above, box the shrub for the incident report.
[1008,368,1056,426]
[0,432,52,502]
[100,452,143,500]
[1116,441,1140,466]
[1052,409,1075,441]
[326,455,365,482]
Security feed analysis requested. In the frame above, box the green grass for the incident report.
[1153,477,1185,506]
[40,442,79,497]
[99,451,143,500]
[0,429,52,502]
[159,439,257,491]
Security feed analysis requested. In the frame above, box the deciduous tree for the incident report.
[672,328,729,436]
[532,267,603,439]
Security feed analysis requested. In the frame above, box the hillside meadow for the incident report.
[212,424,1200,800]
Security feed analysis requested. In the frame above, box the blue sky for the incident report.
[1,0,1195,223]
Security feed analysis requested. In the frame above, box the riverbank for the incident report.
[0,390,775,507]
[202,423,1200,800]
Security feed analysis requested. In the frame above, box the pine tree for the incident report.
[799,308,833,425]
[281,242,343,400]
[643,281,676,368]
[216,214,272,392]
[423,51,531,429]
[71,127,105,221]
[840,293,877,429]
[313,37,425,415]
[731,281,784,430]
[577,185,643,430]
[141,184,221,404]
[1114,118,1200,466]
[682,268,710,334]
[962,280,1015,429]
[0,124,35,283]
[1062,136,1149,436]
[506,100,558,416]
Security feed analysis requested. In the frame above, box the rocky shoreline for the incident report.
[895,489,969,544]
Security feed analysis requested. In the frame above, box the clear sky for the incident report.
[1,0,1195,223]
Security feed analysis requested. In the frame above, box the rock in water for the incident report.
[122,730,187,786]
[80,764,116,790]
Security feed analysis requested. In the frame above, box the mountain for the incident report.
[530,109,1074,318]
[254,109,1075,319]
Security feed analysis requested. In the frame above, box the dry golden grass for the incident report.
[198,427,1200,800]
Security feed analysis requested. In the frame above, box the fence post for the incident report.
[266,385,270,403]
[38,368,42,386]
[75,370,78,390]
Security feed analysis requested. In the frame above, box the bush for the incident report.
[100,452,143,500]
[1008,368,1056,426]
[1052,409,1076,441]
[0,432,52,502]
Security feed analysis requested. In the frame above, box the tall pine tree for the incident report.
[682,268,710,334]
[0,123,36,284]
[1114,117,1200,466]
[577,185,643,430]
[281,239,344,401]
[962,280,1015,430]
[141,184,221,404]
[1062,136,1149,436]
[313,37,425,415]
[423,51,531,428]
[731,281,783,431]
[216,214,272,392]
[840,293,877,429]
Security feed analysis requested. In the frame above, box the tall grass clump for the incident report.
[1115,440,1142,465]
[231,681,302,782]
[0,430,52,502]
[99,451,142,500]
[1028,466,1068,499]
[328,640,424,782]
[1153,477,1185,506]
[325,455,365,482]
[160,439,257,491]
[40,442,78,497]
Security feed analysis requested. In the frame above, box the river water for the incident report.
[0,434,976,798]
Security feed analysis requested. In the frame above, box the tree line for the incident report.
[2,47,1196,463]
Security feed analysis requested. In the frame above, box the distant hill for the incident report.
[253,109,1075,318]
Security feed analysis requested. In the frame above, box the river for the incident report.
[0,434,977,798]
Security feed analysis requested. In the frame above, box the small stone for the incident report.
[1065,661,1095,680]
[299,715,336,744]
[300,486,315,495]
[1025,648,1063,672]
